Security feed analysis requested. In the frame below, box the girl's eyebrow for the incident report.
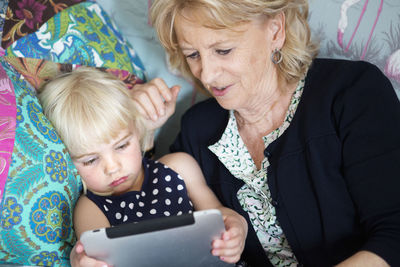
[114,132,134,145]
[72,153,96,161]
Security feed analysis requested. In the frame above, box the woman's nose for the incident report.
[200,55,220,86]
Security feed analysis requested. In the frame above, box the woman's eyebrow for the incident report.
[180,40,231,51]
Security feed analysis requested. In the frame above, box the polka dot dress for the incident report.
[86,157,194,226]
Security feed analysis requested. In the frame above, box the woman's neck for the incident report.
[235,82,296,135]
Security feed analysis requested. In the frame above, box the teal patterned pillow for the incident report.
[0,58,80,266]
[0,1,146,266]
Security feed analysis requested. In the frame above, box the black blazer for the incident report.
[171,59,400,267]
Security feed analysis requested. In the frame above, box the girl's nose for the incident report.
[104,155,121,175]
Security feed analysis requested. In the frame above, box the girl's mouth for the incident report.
[110,176,128,187]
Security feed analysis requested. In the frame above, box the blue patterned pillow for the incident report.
[0,58,79,266]
[0,1,146,266]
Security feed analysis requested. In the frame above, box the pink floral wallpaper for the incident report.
[309,0,400,98]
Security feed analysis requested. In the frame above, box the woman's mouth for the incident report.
[110,176,128,187]
[211,85,230,96]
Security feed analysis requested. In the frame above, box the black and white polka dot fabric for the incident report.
[86,157,194,226]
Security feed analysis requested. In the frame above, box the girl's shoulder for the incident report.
[156,152,196,173]
[156,152,204,187]
[143,155,189,183]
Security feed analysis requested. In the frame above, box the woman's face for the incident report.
[175,12,283,111]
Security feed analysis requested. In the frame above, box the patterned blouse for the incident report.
[208,80,305,266]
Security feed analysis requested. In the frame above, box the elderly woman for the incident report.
[129,0,400,266]
[71,0,400,266]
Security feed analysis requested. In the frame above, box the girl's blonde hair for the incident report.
[151,0,319,89]
[39,67,147,158]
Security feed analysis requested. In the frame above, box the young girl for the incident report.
[38,67,247,266]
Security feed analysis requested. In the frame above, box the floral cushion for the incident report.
[0,57,79,266]
[0,1,146,266]
[4,1,146,76]
[1,0,85,49]
[0,0,7,36]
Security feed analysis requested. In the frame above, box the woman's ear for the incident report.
[268,11,286,49]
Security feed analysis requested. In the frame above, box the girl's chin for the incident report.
[89,189,114,196]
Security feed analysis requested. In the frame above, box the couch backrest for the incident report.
[309,0,400,98]
[98,0,400,157]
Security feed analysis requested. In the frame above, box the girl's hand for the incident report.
[70,240,111,267]
[131,78,180,131]
[211,213,248,264]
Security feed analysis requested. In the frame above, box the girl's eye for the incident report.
[216,49,232,55]
[186,51,199,59]
[117,141,130,150]
[83,158,97,166]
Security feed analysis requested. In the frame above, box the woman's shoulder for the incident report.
[183,97,226,119]
[312,57,378,68]
[305,58,394,98]
[179,98,229,138]
[310,58,385,80]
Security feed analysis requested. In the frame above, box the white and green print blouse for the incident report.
[208,80,305,267]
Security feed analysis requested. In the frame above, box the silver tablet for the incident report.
[80,209,234,267]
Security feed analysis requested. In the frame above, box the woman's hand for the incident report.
[131,78,180,132]
[70,241,111,267]
[211,212,248,264]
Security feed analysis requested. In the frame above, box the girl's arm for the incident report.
[159,152,248,264]
[73,195,110,239]
[70,196,112,267]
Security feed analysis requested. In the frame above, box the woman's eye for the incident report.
[83,158,97,166]
[186,51,199,59]
[216,49,232,55]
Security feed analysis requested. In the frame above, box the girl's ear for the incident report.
[268,11,286,49]
[81,178,88,195]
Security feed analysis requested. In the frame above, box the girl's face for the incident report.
[175,12,283,112]
[72,126,143,196]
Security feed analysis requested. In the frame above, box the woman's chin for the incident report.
[214,93,240,111]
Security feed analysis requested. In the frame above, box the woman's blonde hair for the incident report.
[151,0,319,88]
[39,67,147,157]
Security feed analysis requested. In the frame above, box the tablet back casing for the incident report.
[80,209,234,267]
